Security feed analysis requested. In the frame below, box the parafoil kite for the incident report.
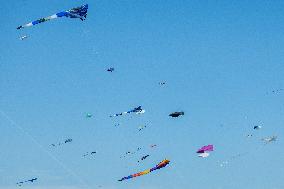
[17,4,88,30]
[118,159,170,181]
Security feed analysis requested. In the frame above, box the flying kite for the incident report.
[150,144,157,148]
[169,111,184,117]
[16,4,88,30]
[107,68,114,72]
[118,159,170,181]
[16,178,37,186]
[138,155,150,162]
[110,106,145,117]
[83,151,97,157]
[120,147,141,158]
[51,138,72,147]
[138,125,147,131]
[262,136,277,144]
[159,82,166,85]
[19,35,28,40]
[86,113,93,118]
[253,125,262,130]
[197,144,213,158]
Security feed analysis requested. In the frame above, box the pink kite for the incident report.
[197,144,213,153]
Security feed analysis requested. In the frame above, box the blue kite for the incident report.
[17,4,88,29]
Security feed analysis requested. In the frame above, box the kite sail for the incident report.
[253,125,262,130]
[110,106,145,117]
[17,4,88,29]
[197,144,213,153]
[107,68,115,72]
[169,111,184,117]
[118,159,170,181]
[197,144,213,158]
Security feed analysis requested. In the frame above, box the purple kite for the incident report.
[197,144,213,153]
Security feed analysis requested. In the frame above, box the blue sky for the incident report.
[1,0,284,189]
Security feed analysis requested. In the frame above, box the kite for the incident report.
[83,151,97,157]
[197,144,213,153]
[86,113,93,118]
[110,106,145,117]
[51,138,72,147]
[262,136,277,144]
[17,178,37,186]
[107,68,114,72]
[138,155,149,162]
[120,147,141,158]
[169,111,184,117]
[138,125,147,131]
[253,125,262,130]
[159,82,166,85]
[16,4,88,30]
[19,35,28,40]
[118,159,170,181]
[150,144,157,148]
[197,144,213,158]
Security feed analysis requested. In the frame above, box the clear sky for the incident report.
[1,0,284,189]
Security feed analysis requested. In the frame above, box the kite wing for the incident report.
[118,159,170,181]
[197,144,213,153]
[17,4,88,29]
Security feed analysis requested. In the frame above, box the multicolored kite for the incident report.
[197,144,213,158]
[110,106,145,117]
[118,159,170,181]
[197,144,213,153]
[17,4,88,29]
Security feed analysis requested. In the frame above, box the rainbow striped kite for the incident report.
[118,159,170,181]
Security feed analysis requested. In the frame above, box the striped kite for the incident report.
[110,106,145,117]
[17,4,88,30]
[118,159,170,181]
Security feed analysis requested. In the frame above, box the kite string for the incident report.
[0,110,91,189]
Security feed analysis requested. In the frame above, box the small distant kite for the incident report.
[19,35,28,40]
[110,106,145,117]
[51,138,72,147]
[107,68,114,72]
[120,147,141,158]
[138,155,149,163]
[86,113,93,118]
[262,136,277,144]
[169,111,184,117]
[83,151,97,157]
[118,159,170,181]
[17,178,37,186]
[16,4,88,29]
[253,125,262,130]
[138,125,146,131]
[197,144,213,158]
[150,144,157,148]
[159,82,166,85]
